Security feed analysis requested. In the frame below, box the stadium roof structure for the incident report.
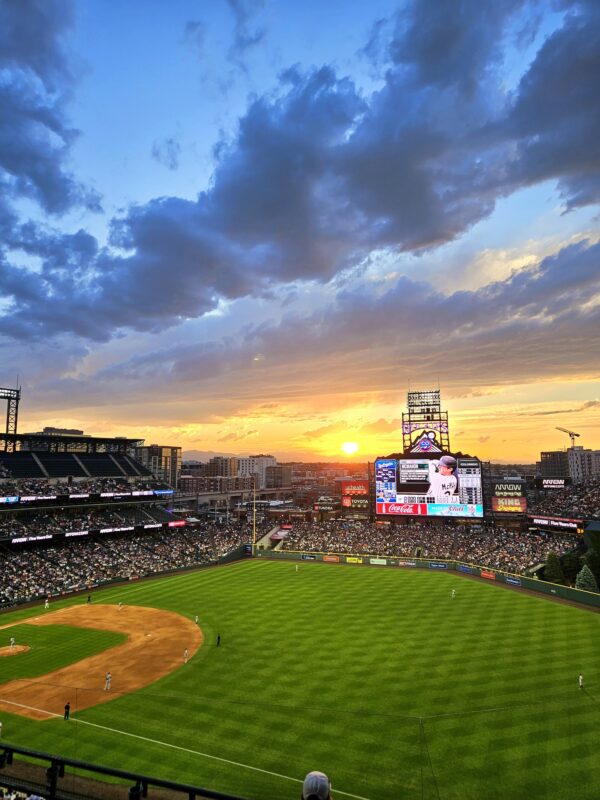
[0,431,144,453]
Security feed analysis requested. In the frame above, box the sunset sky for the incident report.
[1,0,598,463]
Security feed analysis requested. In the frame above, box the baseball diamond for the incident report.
[0,558,598,800]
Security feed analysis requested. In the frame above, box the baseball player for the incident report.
[104,671,112,691]
[9,637,15,649]
[451,589,456,599]
[64,702,70,720]
[579,673,584,690]
[118,601,123,612]
[427,456,458,502]
[44,598,49,609]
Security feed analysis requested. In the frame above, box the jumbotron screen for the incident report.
[375,454,483,518]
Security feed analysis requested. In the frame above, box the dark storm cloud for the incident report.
[1,0,599,342]
[0,0,101,216]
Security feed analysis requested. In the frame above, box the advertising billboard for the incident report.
[528,515,584,533]
[491,479,527,514]
[535,478,571,490]
[340,480,369,496]
[341,496,369,509]
[375,454,483,518]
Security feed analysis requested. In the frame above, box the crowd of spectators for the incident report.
[528,481,600,519]
[278,521,578,574]
[0,476,168,496]
[0,507,173,539]
[0,520,270,606]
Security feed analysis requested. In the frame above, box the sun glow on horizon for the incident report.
[341,441,359,455]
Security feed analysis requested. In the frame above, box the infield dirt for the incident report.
[0,604,202,720]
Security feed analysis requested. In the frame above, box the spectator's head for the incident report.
[302,771,331,800]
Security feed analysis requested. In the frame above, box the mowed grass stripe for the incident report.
[1,559,598,800]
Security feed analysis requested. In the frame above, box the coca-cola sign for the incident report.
[380,503,427,515]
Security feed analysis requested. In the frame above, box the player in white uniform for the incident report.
[427,456,458,502]
[104,671,112,691]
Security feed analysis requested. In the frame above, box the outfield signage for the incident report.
[342,496,370,508]
[528,515,583,533]
[458,564,476,574]
[346,556,363,564]
[535,477,571,489]
[369,557,387,565]
[480,570,496,580]
[506,576,522,586]
[323,555,340,563]
[340,480,369,496]
[302,554,316,560]
[429,562,448,569]
[397,560,417,567]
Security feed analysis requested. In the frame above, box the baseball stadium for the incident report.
[0,391,599,800]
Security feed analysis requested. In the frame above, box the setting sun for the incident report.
[341,441,359,455]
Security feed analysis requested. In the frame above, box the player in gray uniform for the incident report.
[427,456,458,502]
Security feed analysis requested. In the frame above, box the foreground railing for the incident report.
[0,742,248,800]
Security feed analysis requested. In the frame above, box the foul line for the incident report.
[0,699,372,800]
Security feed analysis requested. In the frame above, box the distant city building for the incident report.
[567,446,600,484]
[206,456,238,477]
[237,455,276,489]
[135,444,182,487]
[540,447,600,483]
[540,450,570,478]
[265,464,292,488]
[179,474,254,493]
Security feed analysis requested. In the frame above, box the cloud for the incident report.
[182,20,206,56]
[524,399,600,416]
[225,0,266,68]
[0,0,101,217]
[86,237,600,407]
[151,137,181,171]
[218,429,258,442]
[0,0,599,346]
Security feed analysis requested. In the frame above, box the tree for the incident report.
[544,552,565,585]
[585,548,600,586]
[575,564,599,593]
[561,551,582,583]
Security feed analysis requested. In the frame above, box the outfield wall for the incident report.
[254,548,600,609]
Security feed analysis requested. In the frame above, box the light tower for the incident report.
[0,385,21,452]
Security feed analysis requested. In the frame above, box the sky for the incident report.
[0,0,599,464]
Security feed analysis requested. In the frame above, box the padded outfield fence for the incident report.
[254,548,600,609]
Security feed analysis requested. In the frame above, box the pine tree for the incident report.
[585,548,600,586]
[575,564,599,593]
[544,552,565,585]
[561,551,582,583]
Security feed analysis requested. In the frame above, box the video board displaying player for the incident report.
[375,454,483,518]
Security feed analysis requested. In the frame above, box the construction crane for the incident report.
[556,427,580,447]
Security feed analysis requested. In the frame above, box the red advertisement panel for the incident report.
[380,503,428,515]
[323,555,340,563]
[480,570,496,580]
[340,480,369,496]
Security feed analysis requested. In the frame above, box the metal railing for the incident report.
[0,742,248,800]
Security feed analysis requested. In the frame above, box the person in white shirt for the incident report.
[427,456,458,502]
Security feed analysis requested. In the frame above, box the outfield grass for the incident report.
[1,559,599,800]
